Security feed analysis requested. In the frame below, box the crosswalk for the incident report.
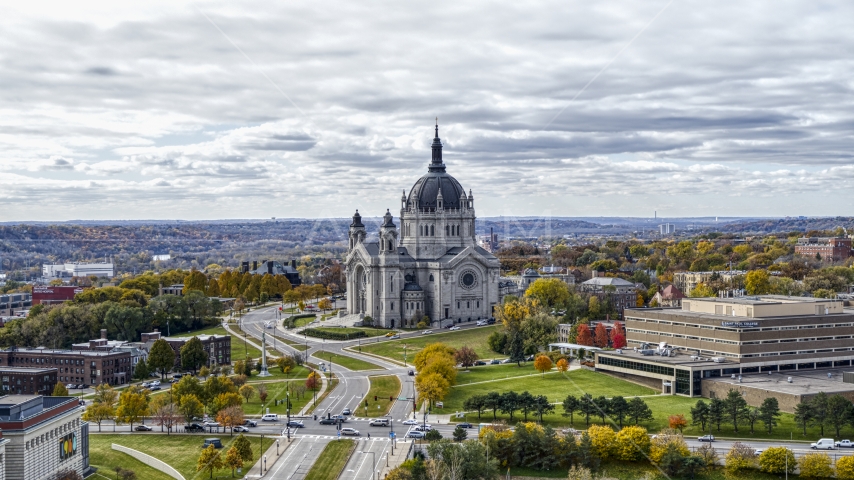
[297,435,391,441]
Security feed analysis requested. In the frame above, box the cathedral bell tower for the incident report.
[379,209,398,254]
[348,210,366,252]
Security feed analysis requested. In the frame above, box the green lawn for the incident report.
[90,433,273,479]
[303,439,355,480]
[270,333,309,351]
[176,325,263,360]
[438,369,655,414]
[309,326,389,338]
[89,437,175,480]
[509,462,783,480]
[312,351,381,371]
[358,326,503,364]
[454,363,559,385]
[357,375,402,417]
[244,364,312,380]
[241,379,313,416]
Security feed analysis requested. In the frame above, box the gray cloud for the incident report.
[2,1,854,220]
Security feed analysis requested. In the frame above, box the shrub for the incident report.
[758,446,795,475]
[836,455,854,480]
[724,442,757,475]
[302,328,367,341]
[566,465,593,480]
[695,443,719,470]
[586,425,616,460]
[799,452,833,479]
[649,429,689,464]
[615,425,650,461]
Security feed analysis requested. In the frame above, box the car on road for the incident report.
[408,370,415,376]
[67,384,77,389]
[341,427,360,436]
[150,380,160,386]
[150,386,161,391]
[342,408,351,415]
[476,320,488,326]
[489,360,501,365]
[243,419,257,427]
[474,360,486,366]
[837,440,854,448]
[204,421,221,427]
[331,415,348,422]
[389,334,400,339]
[407,430,426,439]
[458,422,473,429]
[415,424,433,432]
[402,419,419,425]
[754,448,763,456]
[369,418,390,427]
[501,358,513,364]
[140,382,149,388]
[385,332,397,337]
[233,426,250,432]
[287,420,305,428]
[812,438,836,450]
[487,318,496,325]
[186,424,205,432]
[449,326,461,331]
[319,418,343,425]
[135,425,152,431]
[698,435,715,442]
[421,330,433,335]
[262,413,278,421]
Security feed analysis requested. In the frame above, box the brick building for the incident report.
[32,286,86,306]
[140,331,231,369]
[0,367,57,395]
[579,274,637,318]
[795,236,853,262]
[0,348,131,386]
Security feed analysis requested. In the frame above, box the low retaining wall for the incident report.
[111,444,185,480]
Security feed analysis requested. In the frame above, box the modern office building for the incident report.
[595,296,854,397]
[32,286,86,305]
[0,367,58,395]
[0,395,89,479]
[795,236,853,262]
[42,263,114,280]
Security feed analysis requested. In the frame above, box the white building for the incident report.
[345,123,502,328]
[42,263,114,280]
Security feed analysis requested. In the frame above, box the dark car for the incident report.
[408,370,415,376]
[135,425,152,431]
[458,422,473,429]
[319,418,342,425]
[487,318,496,325]
[203,438,223,449]
[186,424,205,432]
[474,361,486,366]
[490,359,500,365]
[287,420,305,428]
[150,386,162,391]
[243,419,257,427]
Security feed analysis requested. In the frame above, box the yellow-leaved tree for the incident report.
[524,278,570,309]
[555,358,569,373]
[758,446,796,476]
[413,343,456,371]
[586,424,616,460]
[798,452,833,479]
[415,372,450,408]
[650,429,690,464]
[197,444,223,479]
[533,355,553,378]
[615,425,650,461]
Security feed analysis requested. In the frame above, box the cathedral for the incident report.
[345,123,501,328]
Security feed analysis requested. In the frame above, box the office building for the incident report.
[0,293,31,317]
[595,296,854,398]
[0,395,89,479]
[795,236,853,262]
[32,286,86,305]
[659,223,675,235]
[42,263,114,280]
[673,270,746,297]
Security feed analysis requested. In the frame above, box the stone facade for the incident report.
[345,123,501,328]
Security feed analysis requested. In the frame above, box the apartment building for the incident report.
[0,293,31,317]
[140,331,231,369]
[673,270,746,296]
[0,367,57,396]
[0,348,131,387]
[795,236,853,262]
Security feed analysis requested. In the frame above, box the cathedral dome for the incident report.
[406,121,466,210]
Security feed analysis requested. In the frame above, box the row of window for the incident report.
[26,418,79,450]
[627,316,854,332]
[598,355,677,377]
[628,328,854,346]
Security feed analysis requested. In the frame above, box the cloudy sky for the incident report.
[2,1,854,221]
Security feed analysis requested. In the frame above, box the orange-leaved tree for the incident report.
[534,355,553,378]
[669,414,688,433]
[556,358,569,373]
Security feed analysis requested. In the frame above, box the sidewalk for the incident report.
[244,433,291,478]
[378,439,415,478]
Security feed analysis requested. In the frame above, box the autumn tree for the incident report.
[556,358,569,373]
[257,384,268,404]
[238,384,256,403]
[593,323,608,348]
[116,388,149,431]
[576,324,593,346]
[178,394,205,423]
[745,269,771,295]
[317,298,332,311]
[53,382,69,397]
[534,355,553,378]
[152,402,181,435]
[609,321,626,349]
[454,346,479,370]
[276,355,296,377]
[149,338,176,379]
[233,434,254,464]
[224,446,244,477]
[83,401,115,432]
[197,445,223,479]
[669,414,688,433]
[524,278,571,309]
[416,372,450,407]
[217,405,245,436]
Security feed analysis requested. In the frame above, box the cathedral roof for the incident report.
[407,121,466,210]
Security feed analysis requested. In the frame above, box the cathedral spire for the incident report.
[429,118,445,173]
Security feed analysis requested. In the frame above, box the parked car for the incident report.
[79,384,89,389]
[449,326,461,331]
[487,318,496,325]
[389,334,400,340]
[319,418,342,425]
[203,438,223,449]
[402,419,419,425]
[150,386,162,391]
[140,382,150,388]
[172,374,183,380]
[501,358,513,364]
[458,422,473,429]
[421,330,433,335]
[698,435,715,442]
[407,430,426,439]
[150,380,160,386]
[204,421,221,427]
[67,384,76,389]
[812,438,836,450]
[342,408,351,415]
[837,440,854,448]
[135,425,152,431]
[435,402,444,408]
[341,427,360,436]
[186,424,205,432]
[287,420,305,428]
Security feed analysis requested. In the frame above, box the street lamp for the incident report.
[276,439,279,455]
[263,455,267,473]
[361,451,377,480]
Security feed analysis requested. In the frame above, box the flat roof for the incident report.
[598,349,735,368]
[549,343,602,351]
[687,295,841,306]
[0,367,56,373]
[624,307,854,321]
[2,347,127,357]
[703,368,854,396]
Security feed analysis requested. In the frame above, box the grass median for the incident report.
[90,433,273,479]
[175,325,262,360]
[312,351,381,371]
[303,439,356,480]
[359,325,503,364]
[357,375,402,418]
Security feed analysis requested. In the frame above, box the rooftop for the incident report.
[687,295,840,306]
[703,368,854,396]
[598,348,736,368]
[0,367,57,373]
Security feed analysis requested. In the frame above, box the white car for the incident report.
[407,430,426,439]
[150,380,160,386]
[421,330,433,335]
[415,424,433,432]
[402,419,419,425]
[341,427,360,436]
[476,320,488,326]
[140,382,150,388]
[233,426,249,432]
[811,438,836,450]
[449,326,461,331]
